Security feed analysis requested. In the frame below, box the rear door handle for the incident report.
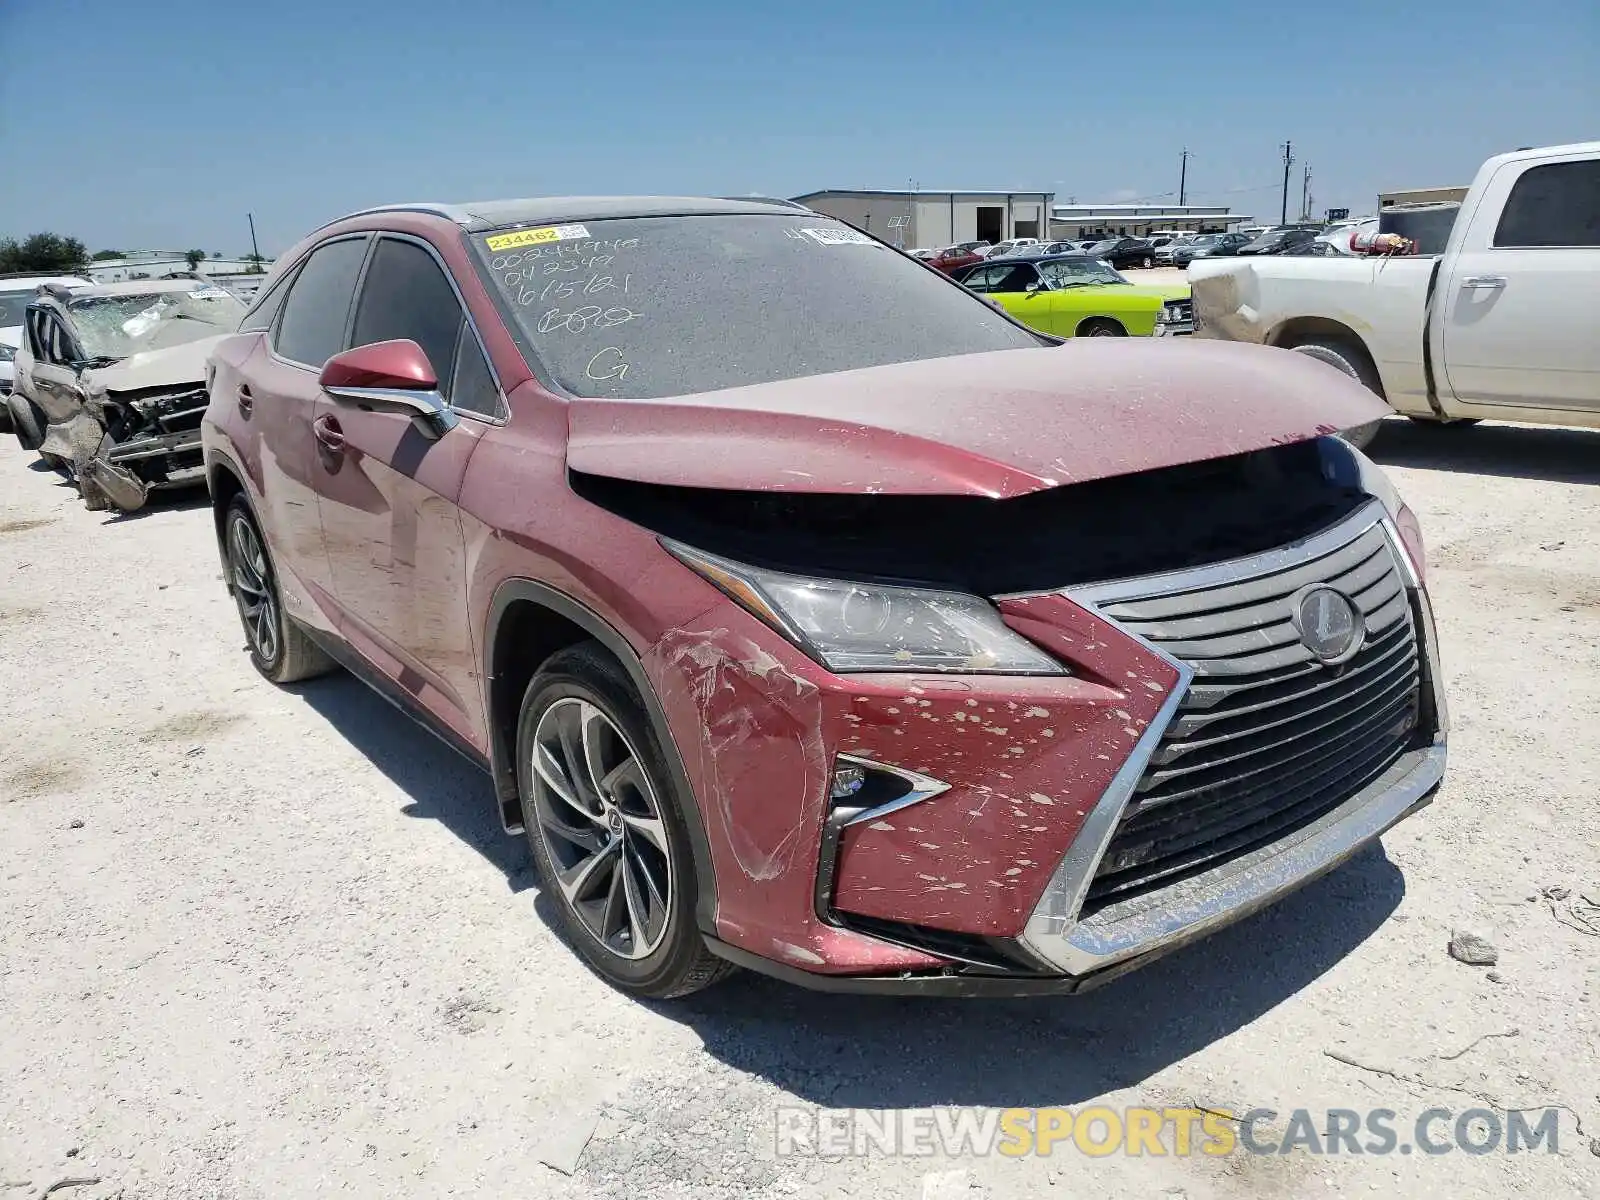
[313,414,346,454]
[1461,275,1507,290]
[237,384,254,417]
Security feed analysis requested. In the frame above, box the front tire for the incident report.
[1286,337,1388,450]
[224,495,334,684]
[517,642,732,999]
[9,397,46,453]
[1078,319,1127,338]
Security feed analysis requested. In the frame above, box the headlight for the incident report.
[664,541,1066,675]
[0,344,14,363]
[1321,438,1426,581]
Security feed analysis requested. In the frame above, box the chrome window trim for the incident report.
[1018,500,1448,976]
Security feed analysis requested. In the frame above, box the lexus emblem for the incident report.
[1292,585,1365,665]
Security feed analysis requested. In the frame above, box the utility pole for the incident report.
[1300,164,1313,222]
[247,213,261,263]
[1178,148,1190,207]
[1280,141,1295,224]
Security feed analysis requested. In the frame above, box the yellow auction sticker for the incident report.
[485,224,591,251]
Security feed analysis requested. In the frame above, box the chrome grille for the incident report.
[1085,519,1421,907]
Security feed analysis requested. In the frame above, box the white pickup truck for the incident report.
[1189,142,1599,446]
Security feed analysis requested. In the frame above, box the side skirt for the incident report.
[297,620,493,777]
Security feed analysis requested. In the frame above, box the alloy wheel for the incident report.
[529,697,674,961]
[228,514,279,665]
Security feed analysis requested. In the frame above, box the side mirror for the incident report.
[1025,281,1044,295]
[318,339,457,440]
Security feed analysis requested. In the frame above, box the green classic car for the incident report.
[954,255,1192,338]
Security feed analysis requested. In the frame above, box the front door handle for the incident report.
[237,384,254,418]
[1461,275,1507,290]
[313,414,346,454]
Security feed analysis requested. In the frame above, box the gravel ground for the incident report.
[2,420,1597,1200]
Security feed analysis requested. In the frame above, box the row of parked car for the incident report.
[910,217,1386,276]
[0,193,1449,1005]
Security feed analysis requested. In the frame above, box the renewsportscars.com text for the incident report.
[774,1105,1563,1158]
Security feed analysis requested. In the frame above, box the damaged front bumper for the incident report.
[685,503,1448,995]
[76,385,209,512]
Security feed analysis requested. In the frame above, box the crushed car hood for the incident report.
[566,340,1389,498]
[83,335,225,394]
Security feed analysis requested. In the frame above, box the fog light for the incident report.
[831,763,867,799]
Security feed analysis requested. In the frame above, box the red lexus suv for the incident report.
[202,197,1448,999]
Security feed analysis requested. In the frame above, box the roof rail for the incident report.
[304,202,476,238]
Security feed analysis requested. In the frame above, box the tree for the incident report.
[243,253,268,274]
[91,249,125,261]
[184,249,206,271]
[0,232,89,273]
[211,251,222,258]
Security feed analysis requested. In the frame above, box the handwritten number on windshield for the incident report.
[585,347,629,381]
[537,306,643,335]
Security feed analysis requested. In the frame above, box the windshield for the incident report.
[1191,236,1219,247]
[473,214,1040,399]
[1085,240,1118,253]
[1038,259,1126,288]
[67,287,245,359]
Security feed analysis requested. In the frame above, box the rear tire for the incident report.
[1286,337,1388,450]
[517,642,733,1000]
[224,495,335,684]
[1140,255,1155,269]
[1078,319,1127,338]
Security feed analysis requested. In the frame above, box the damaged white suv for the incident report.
[9,280,244,511]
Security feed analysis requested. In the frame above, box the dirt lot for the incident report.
[2,421,1598,1200]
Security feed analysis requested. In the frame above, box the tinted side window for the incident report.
[350,238,462,391]
[1494,160,1600,248]
[450,322,501,418]
[275,237,369,366]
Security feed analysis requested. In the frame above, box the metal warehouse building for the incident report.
[790,189,1054,250]
[1048,204,1252,238]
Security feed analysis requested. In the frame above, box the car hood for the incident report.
[566,340,1389,499]
[1106,282,1191,302]
[83,334,225,394]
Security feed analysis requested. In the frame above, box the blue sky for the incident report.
[1,0,1594,254]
